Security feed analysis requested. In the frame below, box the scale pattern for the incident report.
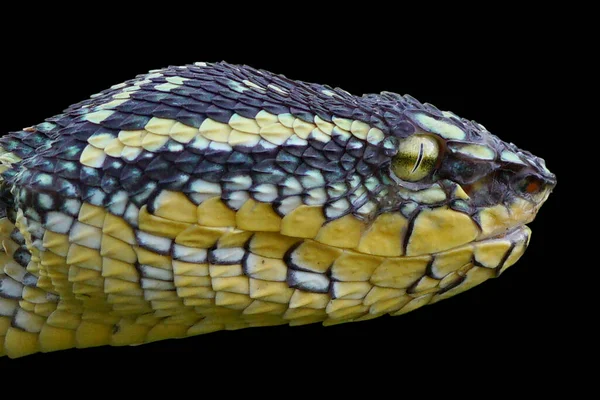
[0,62,552,358]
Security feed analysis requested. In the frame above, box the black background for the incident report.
[0,35,569,379]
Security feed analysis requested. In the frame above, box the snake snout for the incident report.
[509,155,556,209]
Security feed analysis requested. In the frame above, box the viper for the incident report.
[0,62,556,358]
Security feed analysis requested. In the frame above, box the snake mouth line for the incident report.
[476,224,530,244]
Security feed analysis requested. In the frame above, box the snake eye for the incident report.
[391,135,440,181]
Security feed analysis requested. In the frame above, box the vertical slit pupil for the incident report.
[412,142,424,173]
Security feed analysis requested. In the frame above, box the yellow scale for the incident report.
[0,188,528,358]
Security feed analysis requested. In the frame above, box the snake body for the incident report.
[0,62,556,358]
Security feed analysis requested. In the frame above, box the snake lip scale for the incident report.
[0,61,556,358]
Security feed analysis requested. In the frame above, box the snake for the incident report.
[0,61,556,358]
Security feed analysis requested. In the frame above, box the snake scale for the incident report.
[0,62,556,358]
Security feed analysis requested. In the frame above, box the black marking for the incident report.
[437,275,466,294]
[494,242,517,277]
[402,209,420,254]
[424,258,436,279]
[412,143,425,173]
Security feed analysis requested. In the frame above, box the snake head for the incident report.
[376,99,556,258]
[0,62,559,358]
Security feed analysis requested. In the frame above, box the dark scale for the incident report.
[34,191,58,211]
[133,151,156,169]
[262,101,291,117]
[67,122,107,141]
[197,170,225,183]
[0,61,509,242]
[280,141,306,158]
[275,151,301,174]
[332,131,351,147]
[160,173,190,191]
[306,137,326,152]
[301,147,329,170]
[28,172,55,190]
[346,137,365,158]
[233,103,261,119]
[217,87,242,102]
[144,156,174,181]
[251,160,287,185]
[340,153,357,171]
[369,115,388,132]
[193,160,225,177]
[322,141,345,161]
[55,160,82,180]
[159,94,198,110]
[55,177,80,198]
[0,136,35,158]
[80,166,103,187]
[102,158,125,178]
[226,152,254,172]
[205,105,233,124]
[158,150,181,163]
[120,166,147,194]
[100,175,120,194]
[237,93,265,108]
[318,159,341,174]
[29,158,56,174]
[114,99,142,113]
[174,151,203,174]
[9,228,26,245]
[211,95,238,110]
[204,145,232,165]
[323,167,346,183]
[131,179,158,205]
[174,110,205,128]
[151,104,182,120]
[128,99,163,115]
